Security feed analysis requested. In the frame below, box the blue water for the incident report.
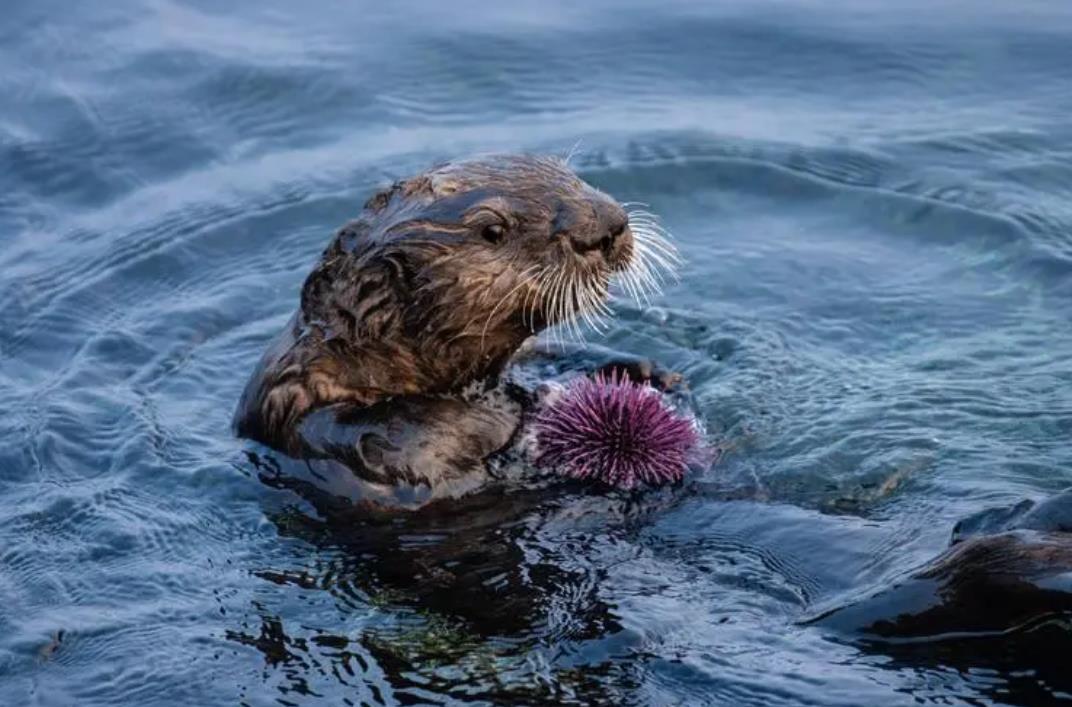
[3,1,1072,704]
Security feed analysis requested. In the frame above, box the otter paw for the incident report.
[595,357,685,392]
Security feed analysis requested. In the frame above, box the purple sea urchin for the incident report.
[533,370,701,489]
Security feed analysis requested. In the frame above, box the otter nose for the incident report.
[565,204,630,256]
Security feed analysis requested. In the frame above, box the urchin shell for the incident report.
[532,370,701,489]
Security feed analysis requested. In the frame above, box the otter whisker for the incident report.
[621,272,652,307]
[629,217,679,246]
[593,285,613,321]
[524,265,542,325]
[628,214,675,238]
[575,276,602,336]
[563,267,614,342]
[626,208,664,221]
[629,218,682,277]
[538,265,559,345]
[546,265,570,348]
[531,203,684,348]
[628,213,667,226]
[477,263,541,352]
[626,208,672,229]
[565,271,586,343]
[522,265,547,332]
[566,269,598,343]
[563,138,583,166]
[628,207,676,232]
[577,271,607,336]
[561,276,580,344]
[562,276,579,343]
[614,259,644,304]
[544,267,561,347]
[583,286,611,334]
[631,223,677,250]
[634,232,682,266]
[614,205,684,310]
[632,234,682,279]
[626,242,664,293]
[530,265,554,332]
[587,271,613,317]
[624,267,648,304]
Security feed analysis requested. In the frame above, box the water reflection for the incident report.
[848,619,1072,706]
[230,450,638,703]
[6,0,1072,702]
[811,492,1072,705]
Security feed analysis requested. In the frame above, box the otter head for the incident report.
[300,154,676,396]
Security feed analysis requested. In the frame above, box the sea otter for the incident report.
[809,489,1072,640]
[235,155,1072,650]
[234,154,677,502]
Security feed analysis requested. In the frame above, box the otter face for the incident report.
[305,154,677,386]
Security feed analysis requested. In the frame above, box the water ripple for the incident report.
[4,0,1072,704]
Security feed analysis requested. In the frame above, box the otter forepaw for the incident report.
[595,357,685,392]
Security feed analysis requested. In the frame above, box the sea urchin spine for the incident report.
[533,370,701,490]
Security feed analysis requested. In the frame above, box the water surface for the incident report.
[3,1,1072,704]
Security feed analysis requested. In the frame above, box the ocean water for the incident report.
[2,1,1072,704]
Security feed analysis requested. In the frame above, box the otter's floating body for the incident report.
[233,154,681,499]
[533,371,701,489]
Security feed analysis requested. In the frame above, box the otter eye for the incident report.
[481,223,505,244]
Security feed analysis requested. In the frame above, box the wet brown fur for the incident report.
[234,155,632,457]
